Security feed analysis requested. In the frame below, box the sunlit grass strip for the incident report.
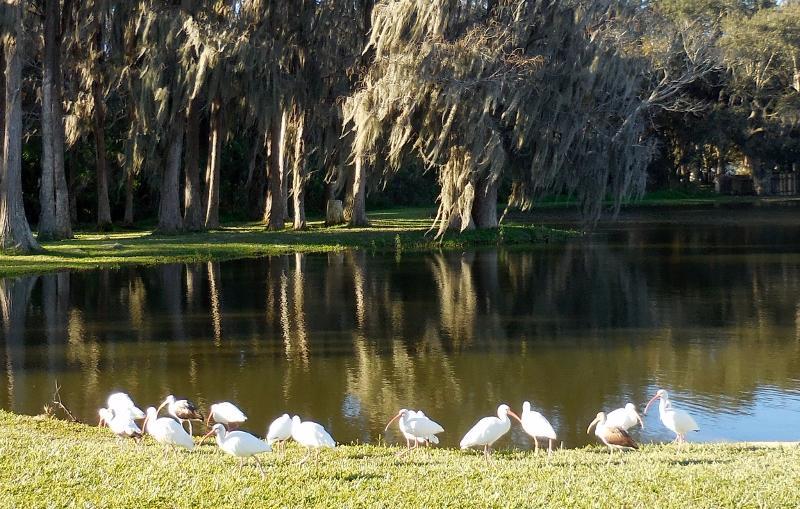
[1,411,799,507]
[0,208,572,277]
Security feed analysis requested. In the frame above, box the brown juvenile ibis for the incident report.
[159,394,204,435]
[587,411,638,452]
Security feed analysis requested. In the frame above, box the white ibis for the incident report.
[459,404,522,461]
[520,401,557,454]
[201,423,271,477]
[206,402,247,430]
[98,407,142,439]
[160,395,204,435]
[142,406,195,452]
[644,389,699,443]
[384,409,444,454]
[266,414,292,451]
[106,392,145,420]
[605,403,644,432]
[290,415,335,463]
[587,411,638,452]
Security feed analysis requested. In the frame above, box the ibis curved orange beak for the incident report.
[98,417,105,427]
[205,412,213,427]
[384,411,402,432]
[643,394,660,415]
[587,416,600,434]
[635,410,644,429]
[141,416,150,435]
[156,399,168,415]
[507,410,523,425]
[199,428,216,446]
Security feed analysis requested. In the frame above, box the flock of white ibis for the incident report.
[97,388,700,472]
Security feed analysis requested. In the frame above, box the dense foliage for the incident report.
[0,0,797,251]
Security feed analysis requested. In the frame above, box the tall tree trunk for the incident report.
[264,111,285,230]
[0,45,4,183]
[203,98,223,229]
[746,154,771,196]
[346,157,369,227]
[183,97,204,230]
[39,0,72,240]
[158,121,184,233]
[246,134,267,220]
[292,115,306,230]
[472,175,499,228]
[0,4,40,253]
[91,10,112,231]
[279,109,290,221]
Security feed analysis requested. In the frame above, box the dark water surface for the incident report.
[2,205,800,448]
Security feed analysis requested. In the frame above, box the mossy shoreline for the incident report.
[0,208,572,278]
[1,411,799,508]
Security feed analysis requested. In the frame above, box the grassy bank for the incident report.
[1,412,798,508]
[0,208,569,278]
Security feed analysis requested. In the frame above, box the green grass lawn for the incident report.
[0,208,570,278]
[1,411,798,508]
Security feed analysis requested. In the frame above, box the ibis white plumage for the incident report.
[202,423,271,476]
[385,409,444,453]
[290,415,335,463]
[459,404,522,460]
[206,402,247,429]
[160,395,204,435]
[520,401,557,453]
[644,389,699,443]
[266,413,293,451]
[605,403,644,432]
[106,392,145,420]
[142,406,195,451]
[587,411,638,452]
[98,407,142,439]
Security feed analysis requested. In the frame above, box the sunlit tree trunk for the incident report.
[292,115,306,230]
[0,3,40,253]
[279,109,290,221]
[346,157,368,227]
[204,97,223,229]
[264,105,286,230]
[183,97,204,231]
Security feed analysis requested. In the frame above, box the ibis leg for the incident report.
[254,456,266,478]
[534,437,539,454]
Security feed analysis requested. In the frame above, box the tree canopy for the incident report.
[0,0,797,251]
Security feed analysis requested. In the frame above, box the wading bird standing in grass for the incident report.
[644,389,699,443]
[266,414,292,452]
[106,392,145,420]
[143,406,195,452]
[160,395,204,435]
[605,403,644,432]
[98,408,142,439]
[206,402,247,430]
[520,401,557,454]
[460,404,522,461]
[201,423,271,476]
[290,415,336,463]
[587,411,638,452]
[385,409,444,454]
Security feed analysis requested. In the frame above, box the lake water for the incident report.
[2,205,800,448]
